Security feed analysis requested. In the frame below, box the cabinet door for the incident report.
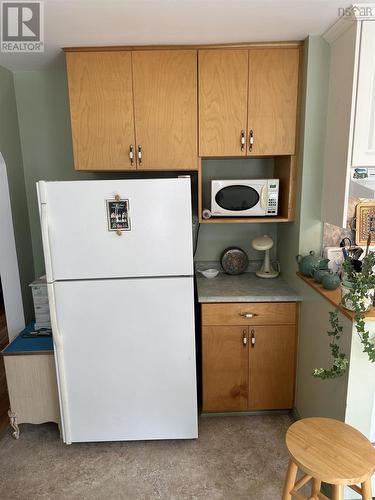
[199,49,248,157]
[248,325,296,410]
[352,22,375,167]
[202,326,248,412]
[132,50,198,170]
[66,51,136,171]
[248,48,299,156]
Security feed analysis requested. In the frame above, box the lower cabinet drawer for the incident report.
[202,302,297,326]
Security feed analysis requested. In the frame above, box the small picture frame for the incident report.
[106,198,131,232]
[355,201,375,245]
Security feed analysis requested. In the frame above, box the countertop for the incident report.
[2,323,53,356]
[196,272,302,303]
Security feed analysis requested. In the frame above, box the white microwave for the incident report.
[211,179,279,216]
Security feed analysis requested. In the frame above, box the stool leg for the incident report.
[361,479,372,500]
[310,478,321,498]
[282,459,298,500]
[332,484,344,500]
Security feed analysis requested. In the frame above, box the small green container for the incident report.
[313,269,330,284]
[321,272,341,290]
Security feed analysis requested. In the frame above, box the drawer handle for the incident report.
[239,312,258,319]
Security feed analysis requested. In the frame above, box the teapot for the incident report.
[296,251,329,277]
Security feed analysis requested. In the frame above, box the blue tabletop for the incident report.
[2,323,54,355]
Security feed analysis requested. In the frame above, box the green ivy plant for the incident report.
[313,309,349,379]
[313,252,375,380]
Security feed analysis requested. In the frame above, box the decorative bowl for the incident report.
[199,269,219,279]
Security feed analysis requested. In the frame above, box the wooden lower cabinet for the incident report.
[202,326,248,411]
[202,302,297,412]
[248,325,296,410]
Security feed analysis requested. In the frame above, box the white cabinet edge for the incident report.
[0,154,25,340]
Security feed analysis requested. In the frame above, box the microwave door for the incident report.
[212,183,265,216]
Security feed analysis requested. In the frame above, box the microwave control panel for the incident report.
[266,181,279,215]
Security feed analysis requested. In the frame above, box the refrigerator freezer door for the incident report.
[51,277,197,443]
[38,178,193,281]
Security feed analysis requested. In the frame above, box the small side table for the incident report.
[1,324,60,439]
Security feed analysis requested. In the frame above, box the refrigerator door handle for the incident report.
[40,203,72,443]
[47,282,72,444]
[40,203,54,283]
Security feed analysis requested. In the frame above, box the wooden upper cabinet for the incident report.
[198,46,300,157]
[202,326,248,412]
[66,51,136,170]
[248,48,299,156]
[248,325,296,410]
[199,49,249,157]
[132,50,198,170]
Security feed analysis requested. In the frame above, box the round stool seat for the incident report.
[286,417,375,485]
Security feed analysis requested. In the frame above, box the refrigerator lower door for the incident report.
[50,277,197,443]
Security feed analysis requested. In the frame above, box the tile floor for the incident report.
[0,414,292,499]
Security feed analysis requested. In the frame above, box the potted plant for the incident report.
[313,252,375,380]
[341,252,375,311]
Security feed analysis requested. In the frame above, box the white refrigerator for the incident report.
[37,178,198,444]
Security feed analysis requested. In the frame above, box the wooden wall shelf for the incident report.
[297,272,375,322]
[200,216,290,224]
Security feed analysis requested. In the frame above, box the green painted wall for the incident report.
[278,36,329,286]
[276,36,354,421]
[14,66,99,277]
[0,65,34,321]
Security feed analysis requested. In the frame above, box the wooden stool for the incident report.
[282,417,375,500]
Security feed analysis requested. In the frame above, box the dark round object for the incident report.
[221,247,249,275]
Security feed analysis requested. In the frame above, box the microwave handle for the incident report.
[260,185,268,210]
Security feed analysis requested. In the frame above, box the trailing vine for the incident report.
[313,309,349,379]
[313,252,375,380]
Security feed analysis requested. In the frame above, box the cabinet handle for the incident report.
[240,130,245,151]
[249,129,254,152]
[137,145,142,165]
[239,312,258,319]
[129,145,134,166]
[251,329,256,348]
[242,330,248,346]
